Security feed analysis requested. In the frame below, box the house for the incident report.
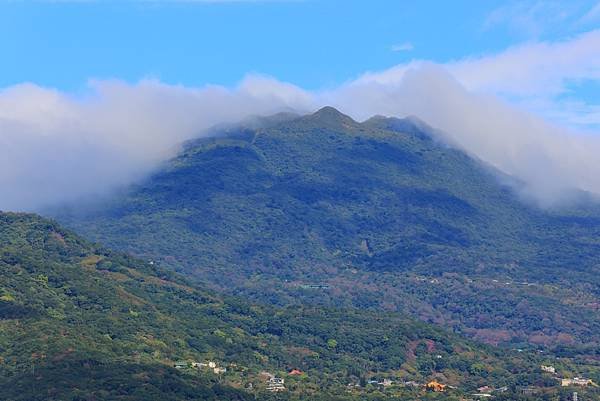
[174,361,188,369]
[381,379,393,387]
[207,361,217,368]
[471,394,493,399]
[267,377,286,392]
[289,369,303,376]
[477,386,493,394]
[213,367,226,374]
[426,380,446,392]
[561,378,594,387]
[267,384,285,392]
[541,365,556,374]
[520,387,539,395]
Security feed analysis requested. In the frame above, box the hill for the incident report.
[54,107,600,350]
[4,211,587,400]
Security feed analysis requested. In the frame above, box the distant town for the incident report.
[173,358,598,399]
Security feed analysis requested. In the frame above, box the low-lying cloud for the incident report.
[2,31,600,211]
[329,65,600,205]
[0,77,312,211]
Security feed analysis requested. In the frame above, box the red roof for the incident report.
[289,369,303,375]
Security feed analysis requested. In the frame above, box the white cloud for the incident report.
[325,64,600,205]
[391,42,413,52]
[357,30,600,131]
[450,30,600,98]
[580,1,600,23]
[0,77,313,211]
[483,0,598,37]
[485,1,575,36]
[2,30,600,210]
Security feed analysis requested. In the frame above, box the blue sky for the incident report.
[1,0,595,91]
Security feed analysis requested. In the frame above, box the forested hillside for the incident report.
[4,212,587,400]
[55,107,600,350]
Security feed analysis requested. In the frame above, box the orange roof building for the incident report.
[426,380,447,392]
[289,369,304,376]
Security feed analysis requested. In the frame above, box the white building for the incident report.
[267,377,286,392]
[541,365,556,374]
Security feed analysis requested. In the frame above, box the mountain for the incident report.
[4,211,584,400]
[54,107,600,350]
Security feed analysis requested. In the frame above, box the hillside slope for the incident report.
[55,107,600,348]
[2,211,574,400]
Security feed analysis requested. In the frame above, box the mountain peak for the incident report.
[308,106,356,125]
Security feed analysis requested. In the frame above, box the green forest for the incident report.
[2,211,598,400]
[55,108,600,351]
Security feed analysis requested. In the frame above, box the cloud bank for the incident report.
[330,65,600,205]
[2,30,600,210]
[0,78,312,211]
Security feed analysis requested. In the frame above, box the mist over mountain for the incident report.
[54,107,600,350]
[4,62,600,210]
[4,2,600,400]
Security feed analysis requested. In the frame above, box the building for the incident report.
[520,387,539,396]
[426,380,446,392]
[289,369,303,376]
[174,361,188,369]
[381,379,393,387]
[299,283,330,290]
[267,377,286,392]
[561,377,594,387]
[471,394,493,399]
[477,386,493,394]
[541,365,556,374]
[213,367,226,374]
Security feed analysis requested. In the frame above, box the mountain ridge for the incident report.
[53,107,600,349]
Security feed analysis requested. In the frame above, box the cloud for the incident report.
[327,65,600,205]
[580,1,600,23]
[0,77,313,211]
[358,30,600,131]
[2,30,600,210]
[483,0,597,37]
[484,1,573,36]
[450,30,600,98]
[391,42,413,52]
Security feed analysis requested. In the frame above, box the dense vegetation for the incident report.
[55,107,600,350]
[6,212,595,400]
